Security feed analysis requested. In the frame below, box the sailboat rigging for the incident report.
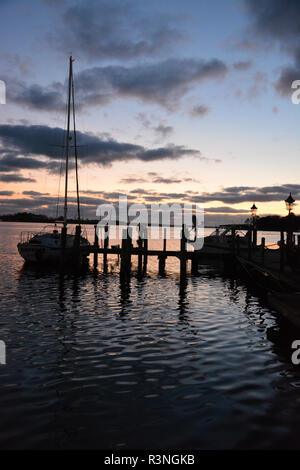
[17,56,90,264]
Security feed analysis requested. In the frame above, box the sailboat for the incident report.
[17,56,90,264]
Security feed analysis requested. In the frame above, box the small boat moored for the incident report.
[17,56,90,266]
[18,225,90,264]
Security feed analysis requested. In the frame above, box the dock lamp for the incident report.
[250,203,258,218]
[285,193,295,215]
[250,204,258,246]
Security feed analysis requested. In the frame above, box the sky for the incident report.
[0,0,300,225]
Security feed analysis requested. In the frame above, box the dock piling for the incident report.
[103,224,109,273]
[93,224,99,267]
[120,229,131,278]
[261,237,265,265]
[247,229,252,261]
[143,227,148,273]
[137,224,143,274]
[158,228,167,276]
[180,224,187,281]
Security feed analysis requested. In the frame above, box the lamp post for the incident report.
[250,203,258,246]
[285,193,295,216]
[251,203,257,219]
[285,193,295,247]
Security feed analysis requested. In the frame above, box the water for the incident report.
[1,222,300,449]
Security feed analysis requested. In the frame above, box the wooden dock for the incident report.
[81,224,232,280]
[79,223,300,292]
[79,222,300,327]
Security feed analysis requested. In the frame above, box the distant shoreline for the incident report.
[0,219,216,229]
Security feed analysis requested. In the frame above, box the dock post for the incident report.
[253,228,257,247]
[236,234,240,256]
[158,228,167,276]
[143,227,148,273]
[73,224,81,265]
[191,253,198,275]
[163,228,167,252]
[137,223,143,275]
[231,228,236,253]
[280,231,285,273]
[247,229,252,261]
[93,224,99,267]
[261,237,265,265]
[158,255,166,275]
[60,225,67,269]
[103,224,109,273]
[120,229,131,278]
[180,224,187,281]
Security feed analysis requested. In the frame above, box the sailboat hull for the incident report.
[17,242,89,264]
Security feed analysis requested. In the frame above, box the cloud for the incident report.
[7,55,227,111]
[0,174,36,182]
[204,206,250,214]
[0,154,49,172]
[153,124,173,139]
[13,83,65,111]
[0,124,211,170]
[75,59,228,108]
[6,57,227,112]
[0,183,298,217]
[0,191,14,196]
[22,191,50,196]
[245,0,300,42]
[119,174,200,184]
[0,54,35,76]
[119,177,147,184]
[49,1,185,60]
[152,177,182,184]
[190,105,210,118]
[244,0,300,96]
[233,60,252,71]
[186,184,300,204]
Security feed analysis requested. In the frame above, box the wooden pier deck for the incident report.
[79,224,300,292]
[81,224,233,278]
[78,223,300,326]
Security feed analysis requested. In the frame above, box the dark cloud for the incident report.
[233,60,252,71]
[12,83,65,111]
[50,1,185,60]
[0,174,36,182]
[22,191,50,196]
[186,184,300,204]
[152,177,183,184]
[1,183,298,217]
[7,57,227,111]
[119,177,147,184]
[190,105,210,118]
[75,59,227,108]
[245,0,300,42]
[204,206,250,214]
[121,174,200,185]
[0,124,209,169]
[4,75,66,111]
[0,154,49,172]
[153,124,173,139]
[244,0,300,96]
[0,191,14,196]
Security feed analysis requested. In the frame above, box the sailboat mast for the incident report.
[72,73,81,225]
[63,55,73,227]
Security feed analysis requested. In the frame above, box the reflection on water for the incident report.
[1,223,300,449]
